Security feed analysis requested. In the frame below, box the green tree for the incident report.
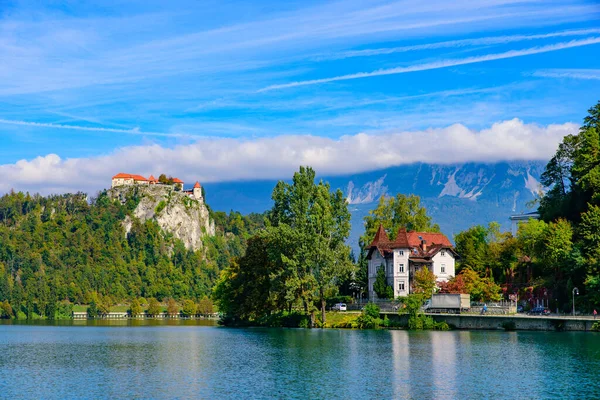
[129,299,142,316]
[197,296,214,315]
[167,298,179,315]
[0,300,12,318]
[147,298,161,316]
[182,299,196,316]
[540,219,573,272]
[87,301,98,318]
[361,194,440,247]
[373,266,393,299]
[268,166,353,325]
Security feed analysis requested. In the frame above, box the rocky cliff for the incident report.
[109,185,215,251]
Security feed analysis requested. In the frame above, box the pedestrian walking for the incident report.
[594,309,597,319]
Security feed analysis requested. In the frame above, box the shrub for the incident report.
[592,321,600,332]
[155,200,167,213]
[363,302,380,319]
[355,303,383,329]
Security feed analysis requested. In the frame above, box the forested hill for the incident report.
[0,189,264,318]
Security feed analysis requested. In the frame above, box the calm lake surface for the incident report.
[1,320,599,399]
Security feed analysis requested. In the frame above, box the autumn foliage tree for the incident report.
[413,267,437,297]
[438,268,501,302]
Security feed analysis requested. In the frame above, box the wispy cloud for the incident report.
[0,119,193,138]
[532,68,600,80]
[0,119,578,195]
[259,37,600,91]
[318,28,600,60]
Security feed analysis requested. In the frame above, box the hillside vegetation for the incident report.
[0,189,263,318]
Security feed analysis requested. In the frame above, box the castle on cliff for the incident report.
[111,173,203,201]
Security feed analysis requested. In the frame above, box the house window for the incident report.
[441,264,446,273]
[399,250,404,256]
[399,281,405,291]
[399,264,404,273]
[441,250,446,257]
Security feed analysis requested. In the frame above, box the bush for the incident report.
[363,302,380,319]
[354,303,383,329]
[355,314,382,329]
[155,201,167,213]
[592,321,600,332]
[56,301,73,319]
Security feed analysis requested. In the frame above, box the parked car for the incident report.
[528,306,550,316]
[332,303,347,311]
[517,305,524,313]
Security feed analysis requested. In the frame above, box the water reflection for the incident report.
[1,324,600,399]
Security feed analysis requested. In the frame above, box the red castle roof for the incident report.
[193,181,201,189]
[112,173,148,181]
[172,178,184,184]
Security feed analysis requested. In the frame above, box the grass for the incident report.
[323,311,361,328]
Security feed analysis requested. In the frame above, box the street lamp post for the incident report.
[572,287,579,316]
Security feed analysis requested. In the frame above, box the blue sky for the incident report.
[0,0,599,193]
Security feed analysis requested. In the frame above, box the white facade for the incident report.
[431,250,456,283]
[368,247,456,300]
[111,177,149,188]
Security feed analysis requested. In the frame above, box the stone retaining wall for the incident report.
[381,313,599,331]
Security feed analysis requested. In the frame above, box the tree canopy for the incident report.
[214,166,353,325]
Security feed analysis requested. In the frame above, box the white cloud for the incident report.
[0,119,576,195]
[0,119,191,138]
[259,37,600,91]
[318,28,600,60]
[532,69,600,80]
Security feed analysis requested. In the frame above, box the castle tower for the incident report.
[193,181,203,201]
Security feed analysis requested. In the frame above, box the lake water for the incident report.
[1,320,599,399]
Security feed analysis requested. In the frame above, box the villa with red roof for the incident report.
[366,225,458,299]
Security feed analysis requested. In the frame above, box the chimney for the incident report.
[421,239,427,252]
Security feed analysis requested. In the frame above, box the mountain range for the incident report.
[203,161,547,250]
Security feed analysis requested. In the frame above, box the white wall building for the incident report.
[367,225,457,299]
